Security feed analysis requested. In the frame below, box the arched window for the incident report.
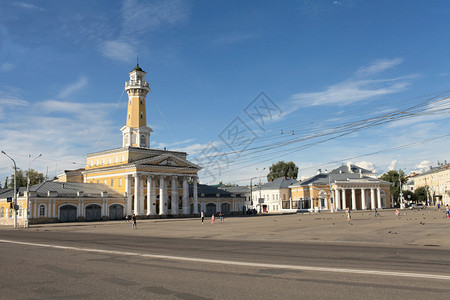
[39,204,46,217]
[140,135,146,147]
[0,207,4,218]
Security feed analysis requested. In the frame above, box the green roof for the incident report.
[131,64,144,72]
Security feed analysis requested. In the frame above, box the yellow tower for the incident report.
[120,64,153,148]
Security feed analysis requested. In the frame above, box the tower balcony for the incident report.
[125,80,150,88]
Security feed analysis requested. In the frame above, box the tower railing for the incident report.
[125,80,149,88]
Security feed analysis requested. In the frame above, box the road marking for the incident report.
[2,239,450,281]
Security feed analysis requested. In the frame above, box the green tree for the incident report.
[402,190,415,203]
[267,161,299,181]
[8,169,44,188]
[414,186,428,204]
[380,169,407,206]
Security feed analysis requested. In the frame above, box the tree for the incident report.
[8,169,44,189]
[267,161,299,181]
[414,186,428,204]
[380,170,407,206]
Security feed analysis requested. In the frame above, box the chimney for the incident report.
[317,169,322,174]
[101,191,108,197]
[347,162,352,172]
[77,191,84,197]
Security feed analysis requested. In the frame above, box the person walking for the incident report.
[211,213,215,224]
[219,211,224,223]
[346,207,351,222]
[374,207,378,217]
[131,213,137,229]
[446,205,449,218]
[201,210,205,224]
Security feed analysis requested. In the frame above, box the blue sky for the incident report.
[1,0,450,185]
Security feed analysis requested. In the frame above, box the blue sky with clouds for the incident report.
[1,0,450,185]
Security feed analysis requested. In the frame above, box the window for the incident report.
[8,208,12,218]
[119,178,122,187]
[140,112,143,119]
[111,179,114,186]
[140,100,143,105]
[140,135,146,147]
[97,180,99,183]
[0,207,3,218]
[39,205,45,217]
[18,206,23,217]
[104,180,107,184]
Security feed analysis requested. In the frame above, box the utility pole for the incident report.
[25,154,42,228]
[2,151,18,228]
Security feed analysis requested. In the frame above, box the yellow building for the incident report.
[289,163,391,211]
[413,163,450,206]
[82,64,202,217]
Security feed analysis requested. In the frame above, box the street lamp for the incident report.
[249,176,257,213]
[256,167,266,215]
[2,151,18,228]
[25,154,42,228]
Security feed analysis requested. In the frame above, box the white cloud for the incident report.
[58,77,88,99]
[355,161,377,173]
[288,58,412,108]
[290,77,410,107]
[388,160,397,171]
[98,40,136,63]
[14,2,45,11]
[416,160,432,170]
[1,63,14,72]
[98,0,190,62]
[355,58,403,78]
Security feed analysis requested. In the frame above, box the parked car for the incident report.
[409,203,424,210]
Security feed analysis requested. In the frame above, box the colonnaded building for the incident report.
[289,163,392,211]
[1,64,245,225]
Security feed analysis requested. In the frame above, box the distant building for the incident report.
[195,184,246,216]
[0,182,126,225]
[413,162,450,206]
[220,185,251,209]
[251,177,298,213]
[290,163,391,212]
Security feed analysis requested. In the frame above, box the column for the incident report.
[159,176,166,215]
[134,173,140,215]
[125,175,132,215]
[370,188,375,209]
[182,176,189,214]
[309,197,313,211]
[336,188,341,210]
[146,176,152,216]
[150,176,156,215]
[351,188,356,210]
[139,177,144,215]
[361,188,366,210]
[377,188,382,208]
[171,176,179,215]
[81,199,84,217]
[33,200,37,218]
[78,199,81,217]
[52,199,56,218]
[193,176,199,214]
[341,188,346,209]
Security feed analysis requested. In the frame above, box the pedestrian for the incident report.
[395,209,400,217]
[219,211,224,223]
[131,213,137,229]
[201,210,205,224]
[346,207,351,222]
[437,203,440,210]
[374,207,378,217]
[125,214,129,222]
[446,205,450,218]
[211,213,215,224]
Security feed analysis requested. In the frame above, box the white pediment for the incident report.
[134,153,201,170]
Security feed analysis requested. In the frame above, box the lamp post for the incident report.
[2,151,18,228]
[249,177,257,213]
[25,154,42,228]
[256,167,266,215]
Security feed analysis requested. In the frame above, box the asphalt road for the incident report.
[1,225,450,300]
